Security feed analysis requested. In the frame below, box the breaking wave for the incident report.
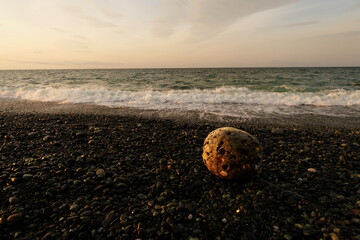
[1,86,359,117]
[1,86,359,106]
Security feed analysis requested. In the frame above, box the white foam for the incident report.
[0,86,359,117]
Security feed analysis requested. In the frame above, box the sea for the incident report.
[0,67,359,118]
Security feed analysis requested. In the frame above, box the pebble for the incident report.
[80,210,93,217]
[70,204,79,211]
[7,213,23,223]
[59,203,68,210]
[96,169,106,178]
[283,234,293,240]
[294,223,303,229]
[41,232,53,240]
[76,156,84,162]
[22,174,33,179]
[0,113,359,239]
[47,187,57,195]
[102,212,116,228]
[120,214,128,223]
[137,193,147,200]
[303,225,316,236]
[14,232,22,238]
[351,218,360,224]
[43,135,51,141]
[91,229,97,237]
[329,233,339,240]
[172,223,184,234]
[9,196,20,204]
[271,128,284,135]
[73,180,81,185]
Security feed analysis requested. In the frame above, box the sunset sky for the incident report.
[0,0,360,69]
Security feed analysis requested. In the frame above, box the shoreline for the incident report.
[0,99,359,239]
[1,99,359,130]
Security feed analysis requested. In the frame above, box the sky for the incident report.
[0,0,360,69]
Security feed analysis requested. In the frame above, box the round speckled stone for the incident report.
[202,127,261,180]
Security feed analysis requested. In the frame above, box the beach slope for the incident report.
[0,101,359,239]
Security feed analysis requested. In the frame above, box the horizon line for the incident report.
[0,65,359,71]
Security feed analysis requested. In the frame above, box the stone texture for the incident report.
[202,127,261,180]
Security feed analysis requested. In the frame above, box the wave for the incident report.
[1,86,359,105]
[1,86,359,117]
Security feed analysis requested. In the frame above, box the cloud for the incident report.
[151,0,186,38]
[53,60,123,68]
[152,0,302,39]
[320,30,360,38]
[188,0,302,37]
[344,2,360,12]
[98,7,122,19]
[0,58,122,68]
[152,17,178,37]
[63,6,117,28]
[353,2,360,9]
[275,20,319,28]
[81,15,117,28]
[61,39,92,52]
[0,58,70,68]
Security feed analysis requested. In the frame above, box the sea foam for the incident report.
[0,86,359,117]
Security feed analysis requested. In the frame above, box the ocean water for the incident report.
[0,68,359,118]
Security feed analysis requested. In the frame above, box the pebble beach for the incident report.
[0,101,359,240]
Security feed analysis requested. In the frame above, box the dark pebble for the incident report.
[102,212,116,228]
[7,213,23,223]
[0,112,358,240]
